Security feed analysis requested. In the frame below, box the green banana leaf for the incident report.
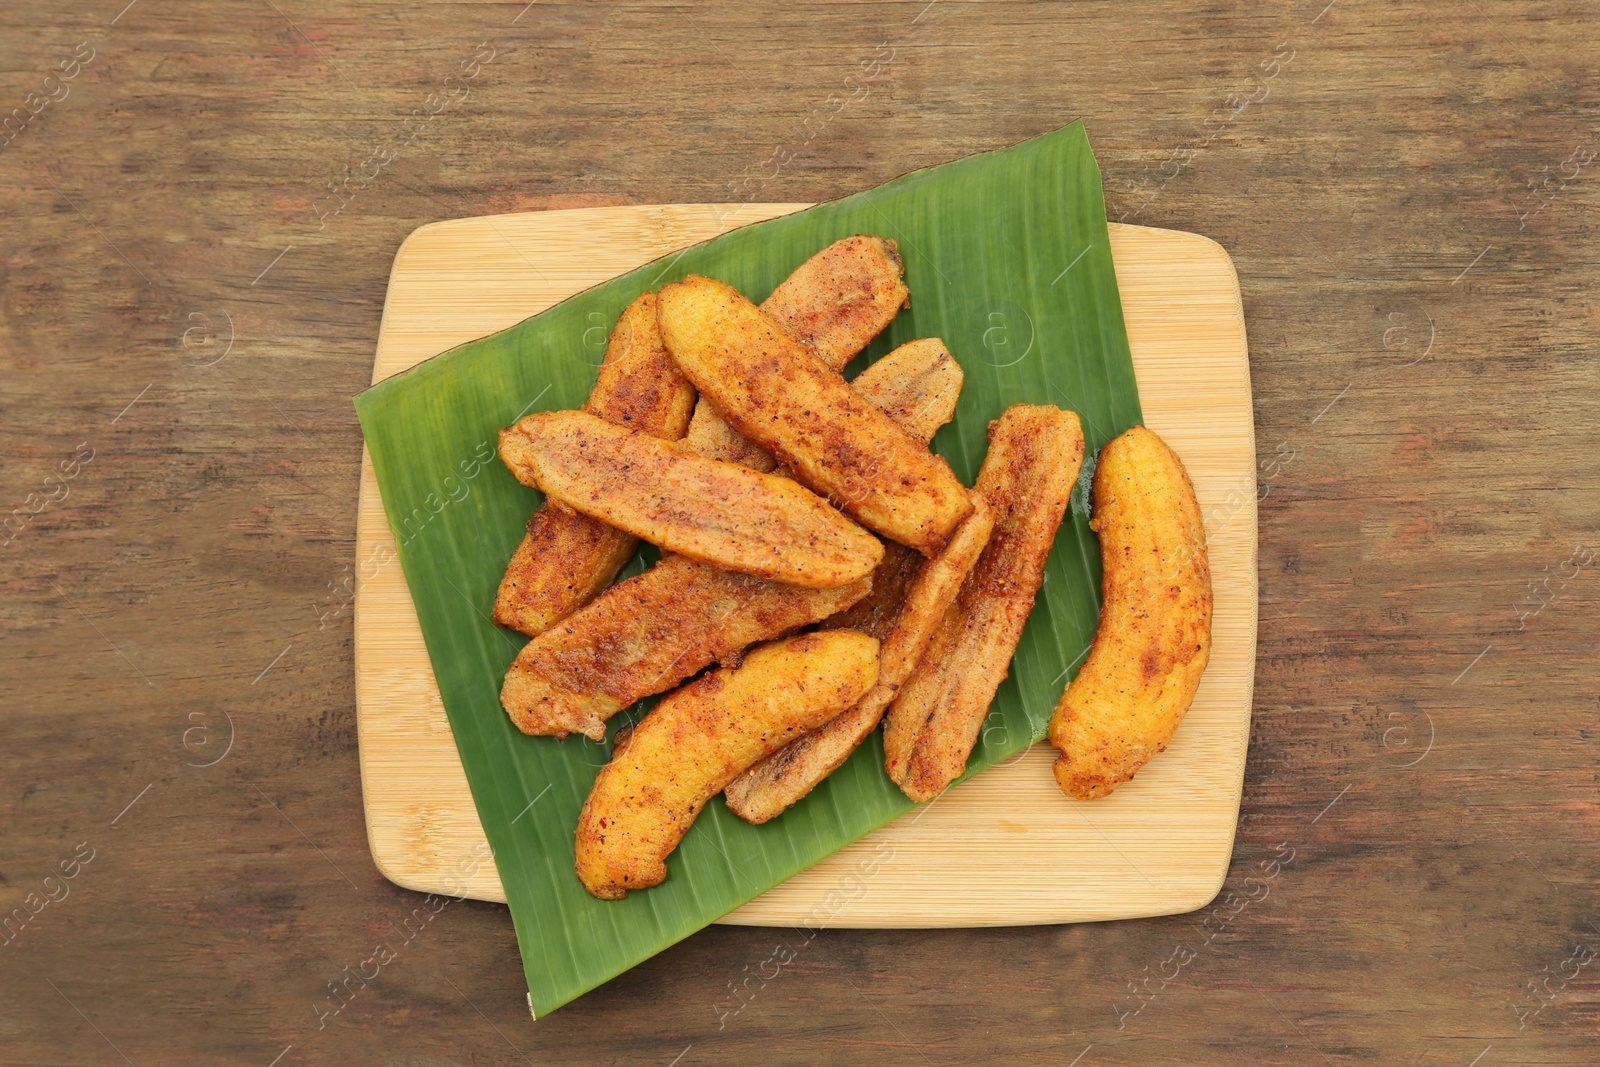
[353,120,1141,1016]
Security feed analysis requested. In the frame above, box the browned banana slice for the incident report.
[849,338,962,444]
[574,630,880,899]
[659,275,971,555]
[499,410,883,589]
[682,235,908,470]
[493,292,694,637]
[884,405,1084,801]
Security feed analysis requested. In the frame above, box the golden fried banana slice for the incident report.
[660,276,971,555]
[669,338,962,643]
[493,293,695,637]
[683,235,908,470]
[575,630,880,899]
[725,496,994,823]
[849,338,962,443]
[493,509,638,637]
[1048,427,1212,799]
[501,555,870,740]
[763,235,909,366]
[499,410,883,589]
[884,405,1084,801]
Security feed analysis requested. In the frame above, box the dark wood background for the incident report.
[3,1,1596,1063]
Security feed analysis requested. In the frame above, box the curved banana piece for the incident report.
[1048,426,1212,800]
[574,630,879,899]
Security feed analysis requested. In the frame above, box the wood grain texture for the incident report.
[356,209,1258,927]
[4,1,1597,1063]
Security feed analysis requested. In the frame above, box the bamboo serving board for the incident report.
[355,204,1257,927]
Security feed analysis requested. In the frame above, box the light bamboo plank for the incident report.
[355,205,1256,927]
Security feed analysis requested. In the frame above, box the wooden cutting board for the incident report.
[355,205,1257,927]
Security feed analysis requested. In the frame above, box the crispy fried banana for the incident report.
[1048,427,1212,799]
[498,340,962,741]
[492,509,638,636]
[725,496,994,823]
[499,410,883,589]
[848,338,962,443]
[694,336,963,471]
[575,630,880,899]
[763,235,909,366]
[683,235,908,470]
[501,555,870,740]
[572,630,876,895]
[883,405,1084,801]
[660,276,971,555]
[494,293,694,637]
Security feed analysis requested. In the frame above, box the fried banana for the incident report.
[694,336,963,470]
[494,293,694,637]
[660,275,971,555]
[848,338,962,443]
[762,234,909,366]
[493,509,639,636]
[1048,427,1212,799]
[501,555,870,740]
[499,410,883,589]
[575,630,880,899]
[725,496,994,823]
[682,235,908,470]
[498,340,962,741]
[884,405,1084,801]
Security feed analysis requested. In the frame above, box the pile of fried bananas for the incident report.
[490,236,1212,900]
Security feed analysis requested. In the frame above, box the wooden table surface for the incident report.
[3,2,1596,1064]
